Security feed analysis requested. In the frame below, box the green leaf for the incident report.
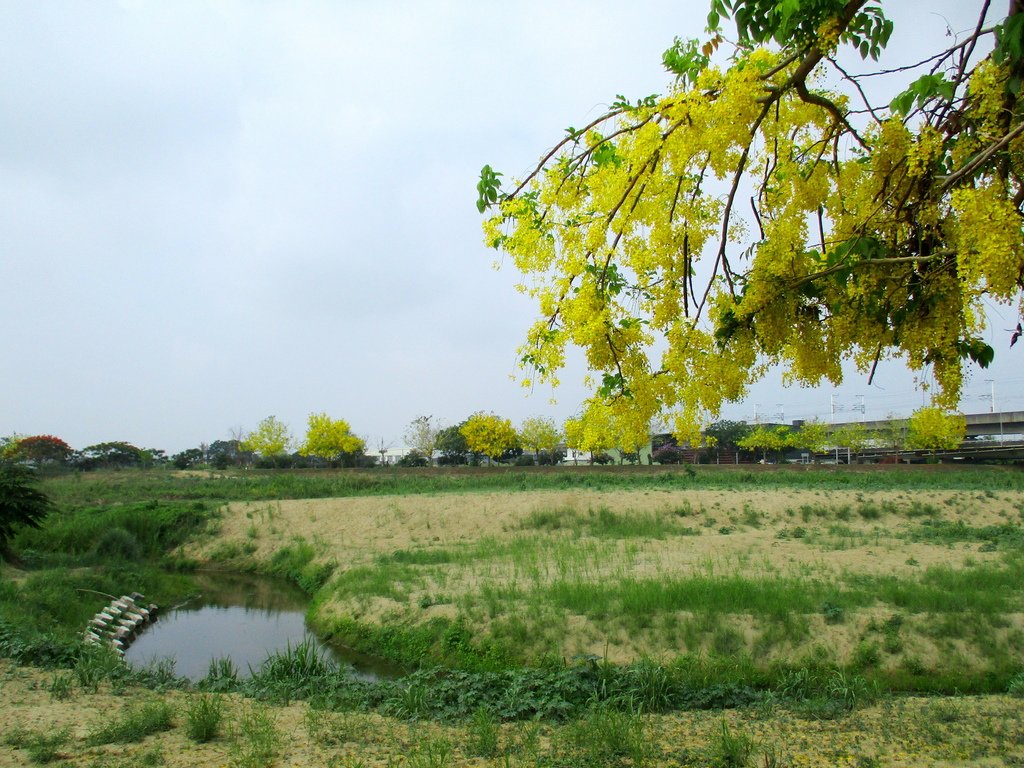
[592,142,621,167]
[889,73,954,115]
[598,372,631,398]
[956,338,995,369]
[662,37,710,86]
[476,165,503,212]
[995,13,1024,67]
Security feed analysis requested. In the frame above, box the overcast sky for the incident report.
[2,1,1020,454]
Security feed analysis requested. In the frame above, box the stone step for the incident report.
[85,594,156,656]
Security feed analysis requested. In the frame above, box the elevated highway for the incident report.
[841,410,1024,439]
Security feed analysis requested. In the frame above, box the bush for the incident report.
[514,455,535,467]
[436,454,467,466]
[536,449,565,466]
[397,451,429,468]
[652,445,688,464]
[91,527,142,561]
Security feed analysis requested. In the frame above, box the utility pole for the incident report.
[986,379,1004,443]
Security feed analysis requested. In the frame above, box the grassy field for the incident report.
[1,464,1023,766]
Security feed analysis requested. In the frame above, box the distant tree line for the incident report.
[1,405,969,474]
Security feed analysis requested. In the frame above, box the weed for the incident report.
[200,656,239,692]
[305,706,360,747]
[138,745,166,766]
[92,527,143,561]
[760,744,788,768]
[617,657,675,713]
[821,602,845,624]
[857,503,881,521]
[184,693,224,743]
[254,637,332,684]
[75,644,125,693]
[268,538,336,593]
[713,627,746,656]
[87,700,175,745]
[48,671,74,700]
[391,680,431,720]
[852,641,880,670]
[924,698,963,724]
[710,720,754,767]
[902,655,926,675]
[824,670,872,710]
[467,706,501,757]
[230,703,280,768]
[563,705,650,765]
[1008,671,1024,697]
[407,736,454,768]
[4,726,70,764]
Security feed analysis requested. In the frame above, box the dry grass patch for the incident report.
[184,487,1024,671]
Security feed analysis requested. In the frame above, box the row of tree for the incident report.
[0,435,170,470]
[728,407,967,463]
[1,405,971,473]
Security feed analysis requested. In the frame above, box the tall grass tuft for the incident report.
[710,720,754,767]
[184,693,225,743]
[230,703,280,768]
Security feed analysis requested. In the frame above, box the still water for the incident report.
[124,571,400,682]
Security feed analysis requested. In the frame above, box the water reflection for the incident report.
[124,571,400,682]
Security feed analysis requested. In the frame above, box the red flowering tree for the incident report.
[11,435,73,466]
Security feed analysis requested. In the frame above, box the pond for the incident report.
[123,571,401,682]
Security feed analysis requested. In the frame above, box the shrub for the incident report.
[91,527,142,561]
[397,450,429,468]
[652,445,688,464]
[536,449,565,465]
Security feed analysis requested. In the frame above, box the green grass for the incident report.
[36,464,1024,510]
[184,693,225,743]
[519,505,700,539]
[230,702,280,768]
[2,464,1023,724]
[4,726,71,764]
[86,700,175,745]
[13,498,216,566]
[904,519,1024,548]
[0,565,197,655]
[266,537,336,593]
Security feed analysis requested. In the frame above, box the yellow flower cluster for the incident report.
[485,32,1024,443]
